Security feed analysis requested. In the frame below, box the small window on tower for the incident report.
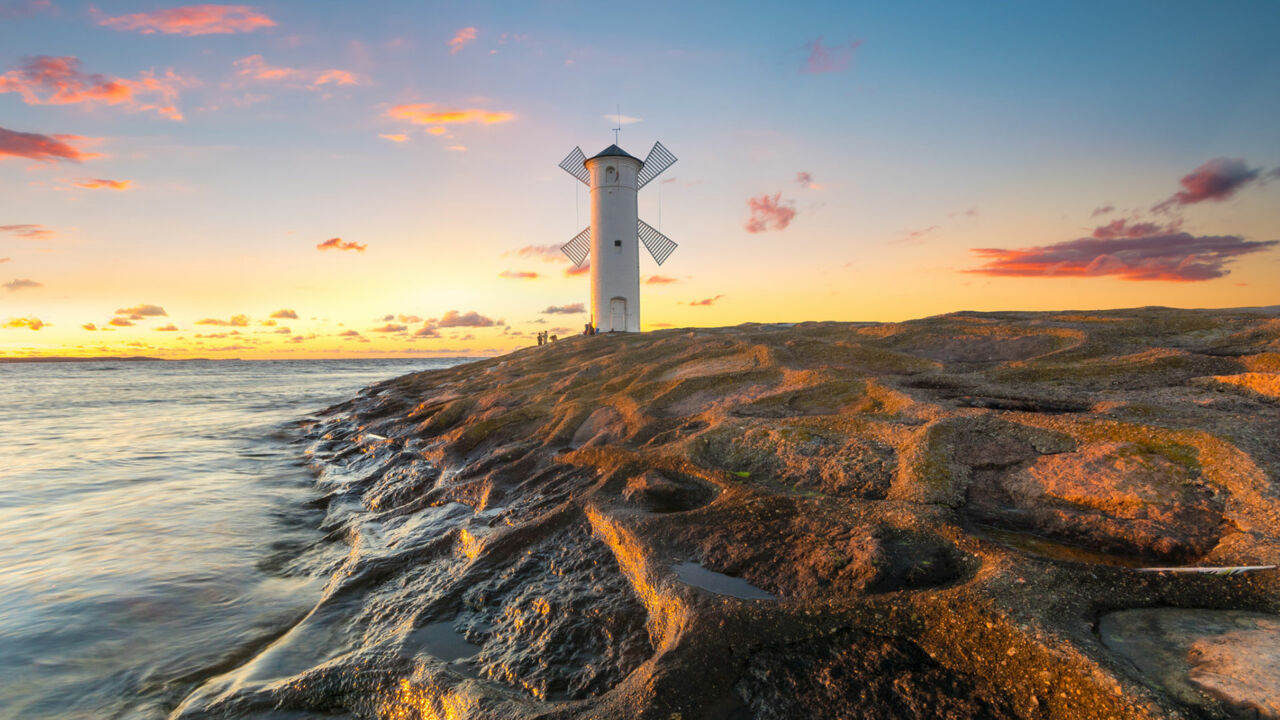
[614,240,622,247]
[606,166,616,183]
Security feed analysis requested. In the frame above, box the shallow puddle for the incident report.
[974,526,1148,568]
[672,562,776,600]
[406,621,480,663]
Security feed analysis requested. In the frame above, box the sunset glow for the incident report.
[2,2,1277,359]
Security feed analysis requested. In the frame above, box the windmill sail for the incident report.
[637,219,677,265]
[561,226,591,266]
[558,147,591,185]
[636,141,677,189]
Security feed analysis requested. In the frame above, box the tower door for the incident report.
[609,297,626,331]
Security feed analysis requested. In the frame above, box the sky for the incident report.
[2,1,1278,359]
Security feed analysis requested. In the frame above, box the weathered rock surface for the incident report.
[173,307,1280,719]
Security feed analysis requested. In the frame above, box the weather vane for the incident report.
[612,104,622,144]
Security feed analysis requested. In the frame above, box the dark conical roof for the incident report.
[587,144,640,162]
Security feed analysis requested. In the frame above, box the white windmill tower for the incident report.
[558,138,678,332]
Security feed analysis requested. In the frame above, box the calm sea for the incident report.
[0,358,472,719]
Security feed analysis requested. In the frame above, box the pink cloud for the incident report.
[745,193,796,233]
[499,270,538,279]
[803,38,862,74]
[0,0,53,20]
[541,303,584,314]
[0,126,97,163]
[97,4,276,35]
[437,310,497,328]
[0,56,187,120]
[688,295,725,306]
[449,27,477,54]
[317,237,366,252]
[795,171,822,190]
[234,55,360,88]
[966,232,1278,282]
[0,223,54,239]
[565,262,590,277]
[1091,204,1115,218]
[645,275,677,284]
[1153,158,1267,212]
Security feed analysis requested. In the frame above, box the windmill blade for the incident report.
[636,141,677,189]
[558,146,590,185]
[561,226,591,266]
[638,219,677,265]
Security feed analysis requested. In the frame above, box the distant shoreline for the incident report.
[0,356,165,364]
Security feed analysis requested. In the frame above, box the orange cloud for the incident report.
[196,314,250,326]
[154,323,179,331]
[82,322,97,330]
[0,56,187,120]
[387,103,514,126]
[109,317,134,327]
[565,262,590,277]
[449,27,477,54]
[380,133,408,142]
[446,145,467,152]
[425,126,447,135]
[71,178,131,191]
[98,4,276,35]
[317,237,366,252]
[541,303,584,314]
[499,270,538,279]
[645,275,677,284]
[372,323,408,333]
[688,295,725,306]
[0,258,9,264]
[234,55,360,88]
[4,316,45,330]
[269,308,297,319]
[1,223,54,239]
[0,126,97,163]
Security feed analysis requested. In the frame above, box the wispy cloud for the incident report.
[1091,218,1181,240]
[509,244,563,261]
[379,133,407,143]
[0,0,53,20]
[903,225,939,242]
[745,193,796,233]
[196,314,250,326]
[688,295,725,306]
[803,38,862,74]
[438,310,497,327]
[1,223,54,240]
[795,171,822,190]
[4,316,44,330]
[604,113,642,125]
[0,126,97,163]
[233,55,360,88]
[540,303,584,314]
[115,303,167,319]
[0,56,188,120]
[645,275,677,284]
[97,5,276,35]
[449,27,477,54]
[71,178,130,190]
[499,270,538,279]
[1153,157,1270,212]
[565,261,590,277]
[371,323,408,333]
[1091,203,1115,218]
[966,232,1278,282]
[387,104,514,127]
[3,278,41,291]
[317,237,366,252]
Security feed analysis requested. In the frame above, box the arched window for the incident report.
[605,165,617,184]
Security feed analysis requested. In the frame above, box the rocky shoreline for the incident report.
[176,307,1279,719]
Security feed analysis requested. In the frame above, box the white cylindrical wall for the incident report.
[585,155,642,332]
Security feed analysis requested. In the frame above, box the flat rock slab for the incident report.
[1100,608,1280,718]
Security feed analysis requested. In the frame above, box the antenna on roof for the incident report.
[612,104,621,144]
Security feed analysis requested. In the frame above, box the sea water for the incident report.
[0,358,471,719]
